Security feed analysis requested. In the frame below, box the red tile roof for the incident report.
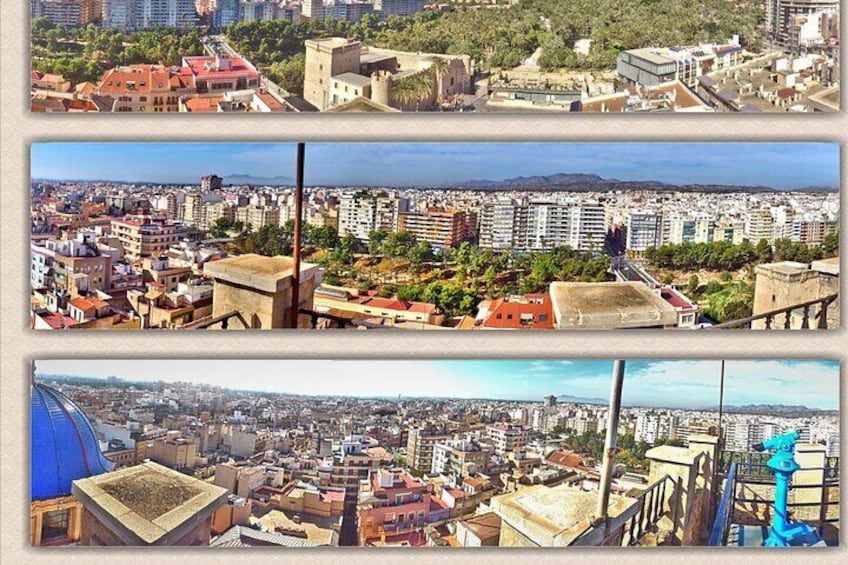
[98,65,194,94]
[68,297,96,311]
[183,96,224,112]
[545,450,592,470]
[479,294,554,329]
[36,312,80,329]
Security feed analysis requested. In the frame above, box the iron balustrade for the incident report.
[183,310,247,329]
[711,451,840,544]
[709,462,738,546]
[620,474,673,546]
[710,293,838,330]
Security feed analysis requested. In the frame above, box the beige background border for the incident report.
[3,0,847,562]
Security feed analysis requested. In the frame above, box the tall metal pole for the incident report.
[596,360,626,522]
[707,360,726,526]
[290,143,305,329]
[717,360,725,449]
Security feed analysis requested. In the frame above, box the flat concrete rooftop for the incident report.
[755,261,813,277]
[549,281,678,329]
[203,254,318,293]
[492,484,636,546]
[811,256,839,276]
[72,462,228,545]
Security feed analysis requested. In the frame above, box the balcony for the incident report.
[709,448,839,546]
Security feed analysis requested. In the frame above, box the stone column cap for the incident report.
[687,434,720,445]
[796,443,827,453]
[645,445,703,466]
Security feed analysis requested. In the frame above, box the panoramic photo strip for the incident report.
[30,1,839,113]
[30,142,840,331]
[31,358,839,547]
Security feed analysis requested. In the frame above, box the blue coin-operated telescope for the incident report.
[752,430,821,547]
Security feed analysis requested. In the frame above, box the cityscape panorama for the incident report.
[31,1,840,113]
[30,142,840,332]
[31,358,839,547]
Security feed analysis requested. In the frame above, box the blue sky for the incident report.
[34,359,839,410]
[30,142,840,189]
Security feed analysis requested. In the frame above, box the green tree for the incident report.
[390,77,419,111]
[368,229,389,256]
[267,53,306,95]
[686,273,700,295]
[429,56,450,106]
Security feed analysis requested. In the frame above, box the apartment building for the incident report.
[324,0,373,22]
[229,427,274,458]
[406,426,451,472]
[484,424,529,456]
[398,208,471,248]
[356,468,435,545]
[99,0,197,28]
[31,0,100,27]
[745,208,775,243]
[182,192,205,227]
[479,200,606,252]
[625,212,663,253]
[665,217,714,245]
[373,0,425,17]
[110,216,189,260]
[236,204,280,230]
[330,437,393,494]
[338,192,409,241]
[301,0,324,21]
[431,439,493,476]
[634,413,675,444]
[765,0,840,49]
[147,431,198,469]
[31,232,112,297]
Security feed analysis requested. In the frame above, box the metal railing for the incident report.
[183,310,247,330]
[711,293,838,329]
[299,308,396,330]
[711,452,840,545]
[709,462,738,546]
[621,474,673,546]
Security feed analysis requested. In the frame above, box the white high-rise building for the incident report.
[338,193,409,241]
[302,0,324,20]
[764,0,839,49]
[626,211,663,253]
[373,0,425,17]
[479,200,606,253]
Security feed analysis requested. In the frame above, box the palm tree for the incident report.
[429,57,450,108]
[390,77,418,111]
[412,73,433,111]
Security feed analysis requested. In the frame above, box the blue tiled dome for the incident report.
[31,383,114,501]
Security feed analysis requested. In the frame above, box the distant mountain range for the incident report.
[457,172,837,193]
[716,404,837,417]
[32,171,836,192]
[556,393,608,405]
[555,395,835,414]
[222,173,294,186]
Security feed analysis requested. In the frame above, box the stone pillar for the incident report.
[793,444,827,524]
[688,434,721,541]
[31,511,43,546]
[645,445,703,546]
